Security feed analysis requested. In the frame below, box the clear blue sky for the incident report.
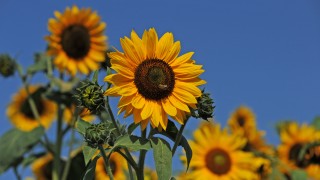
[1,0,320,178]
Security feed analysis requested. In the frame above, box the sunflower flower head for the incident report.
[46,5,107,76]
[181,122,263,180]
[6,85,57,131]
[104,28,206,130]
[75,80,105,113]
[0,54,16,78]
[85,122,116,148]
[278,122,320,179]
[191,89,214,120]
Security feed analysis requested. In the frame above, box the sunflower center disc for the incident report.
[61,25,91,59]
[20,94,44,119]
[206,148,231,175]
[134,59,175,100]
[289,143,310,168]
[237,116,245,127]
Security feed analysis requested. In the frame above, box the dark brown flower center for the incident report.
[305,145,320,165]
[205,148,231,175]
[289,143,310,168]
[61,25,90,59]
[134,59,175,100]
[20,93,44,119]
[237,115,246,127]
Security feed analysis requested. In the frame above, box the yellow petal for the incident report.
[169,52,194,67]
[141,100,153,120]
[131,94,145,109]
[175,81,202,97]
[163,41,181,64]
[155,32,174,60]
[168,95,190,112]
[161,98,177,117]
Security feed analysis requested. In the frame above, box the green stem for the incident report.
[98,145,114,180]
[104,99,136,179]
[52,104,64,180]
[13,166,21,180]
[172,118,189,156]
[137,129,147,180]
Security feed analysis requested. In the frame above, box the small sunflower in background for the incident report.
[228,105,256,136]
[46,5,107,76]
[278,122,320,179]
[181,122,262,180]
[6,85,57,131]
[104,28,205,130]
[95,152,127,180]
[144,167,157,180]
[31,153,53,180]
[63,104,95,125]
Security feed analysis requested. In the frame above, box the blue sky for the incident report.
[1,0,320,178]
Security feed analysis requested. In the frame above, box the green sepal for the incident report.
[83,144,98,165]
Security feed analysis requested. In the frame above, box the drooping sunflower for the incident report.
[181,122,262,180]
[104,28,205,130]
[63,104,95,125]
[46,5,107,76]
[31,153,53,180]
[6,85,57,131]
[278,122,320,179]
[95,152,127,180]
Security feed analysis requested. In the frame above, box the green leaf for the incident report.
[151,137,172,180]
[312,116,320,130]
[92,70,99,83]
[75,118,92,136]
[82,156,99,180]
[156,120,192,170]
[111,134,151,152]
[27,53,49,74]
[21,152,46,168]
[290,169,308,180]
[127,122,139,135]
[0,127,45,174]
[83,145,98,165]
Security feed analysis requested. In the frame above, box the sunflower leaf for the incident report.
[290,169,308,180]
[311,116,320,130]
[75,118,92,136]
[21,152,46,168]
[83,145,98,165]
[0,127,44,174]
[154,120,192,170]
[92,70,99,83]
[111,134,151,152]
[27,53,49,74]
[151,137,172,180]
[81,156,99,180]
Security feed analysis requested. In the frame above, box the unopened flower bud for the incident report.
[192,89,215,120]
[85,123,109,148]
[0,54,16,77]
[75,80,105,113]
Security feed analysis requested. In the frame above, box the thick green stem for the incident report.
[172,118,189,156]
[99,145,114,180]
[104,99,136,179]
[52,104,64,180]
[137,129,147,180]
[13,166,21,180]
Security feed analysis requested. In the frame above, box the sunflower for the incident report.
[228,105,256,136]
[104,28,205,130]
[46,5,107,76]
[63,104,95,125]
[144,167,158,180]
[278,122,320,179]
[6,85,57,131]
[95,152,127,180]
[181,122,262,180]
[31,153,53,180]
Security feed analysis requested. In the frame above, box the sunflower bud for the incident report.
[75,80,105,113]
[85,123,110,148]
[192,89,215,120]
[0,54,16,78]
